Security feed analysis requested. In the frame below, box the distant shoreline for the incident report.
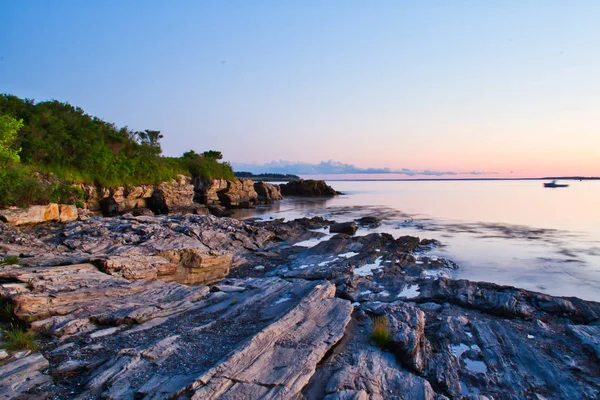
[307,176,600,182]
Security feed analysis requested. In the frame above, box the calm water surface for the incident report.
[238,180,600,302]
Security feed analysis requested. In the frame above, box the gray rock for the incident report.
[330,222,358,235]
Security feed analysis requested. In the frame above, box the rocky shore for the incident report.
[0,178,341,226]
[1,210,599,399]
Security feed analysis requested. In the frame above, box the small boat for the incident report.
[543,180,569,188]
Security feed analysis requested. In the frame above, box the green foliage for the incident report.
[2,324,38,351]
[235,171,300,181]
[0,95,236,206]
[370,316,391,348]
[0,165,51,208]
[181,151,236,181]
[0,296,16,323]
[49,181,84,206]
[202,150,223,160]
[0,256,20,266]
[0,115,23,165]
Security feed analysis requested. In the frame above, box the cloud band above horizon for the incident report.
[231,160,494,177]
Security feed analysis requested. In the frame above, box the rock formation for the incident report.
[0,204,78,226]
[1,214,599,399]
[81,175,204,217]
[279,179,340,196]
[254,181,283,203]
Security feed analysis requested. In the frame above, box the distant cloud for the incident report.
[232,160,494,176]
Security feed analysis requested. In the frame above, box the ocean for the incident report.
[237,179,600,302]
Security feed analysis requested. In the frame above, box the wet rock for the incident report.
[280,179,340,196]
[208,205,232,217]
[354,216,380,228]
[364,301,430,373]
[568,325,600,360]
[330,222,358,235]
[417,278,600,322]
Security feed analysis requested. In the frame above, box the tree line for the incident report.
[0,94,235,207]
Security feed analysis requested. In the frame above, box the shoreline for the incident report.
[1,212,600,398]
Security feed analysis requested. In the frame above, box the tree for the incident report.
[136,129,163,150]
[0,115,23,166]
[202,150,223,160]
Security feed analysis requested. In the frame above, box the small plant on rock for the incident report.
[370,315,391,348]
[0,296,16,323]
[0,255,20,266]
[2,324,38,351]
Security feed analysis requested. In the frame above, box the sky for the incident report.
[2,1,599,178]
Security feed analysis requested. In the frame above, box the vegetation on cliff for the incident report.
[0,94,235,207]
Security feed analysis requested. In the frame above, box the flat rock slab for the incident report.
[568,324,600,361]
[0,268,352,399]
[0,353,51,398]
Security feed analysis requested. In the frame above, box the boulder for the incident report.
[330,222,358,235]
[218,178,258,207]
[0,204,60,225]
[58,204,78,222]
[355,216,380,228]
[80,175,199,216]
[194,178,228,205]
[279,179,339,196]
[208,205,232,217]
[254,181,283,203]
[150,175,196,214]
[157,249,232,285]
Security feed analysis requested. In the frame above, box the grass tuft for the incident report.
[0,296,16,323]
[370,315,392,348]
[2,324,37,351]
[0,256,20,266]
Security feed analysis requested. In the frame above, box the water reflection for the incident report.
[233,181,600,302]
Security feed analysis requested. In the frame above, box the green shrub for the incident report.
[2,324,37,351]
[180,151,236,181]
[0,256,20,266]
[49,181,84,205]
[0,296,16,323]
[370,316,391,348]
[0,165,50,207]
[0,95,236,195]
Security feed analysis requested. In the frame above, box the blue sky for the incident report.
[2,1,599,177]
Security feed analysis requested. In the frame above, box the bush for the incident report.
[0,256,20,266]
[2,324,37,351]
[0,165,50,208]
[370,315,391,348]
[49,181,84,205]
[180,151,236,181]
[0,95,236,197]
